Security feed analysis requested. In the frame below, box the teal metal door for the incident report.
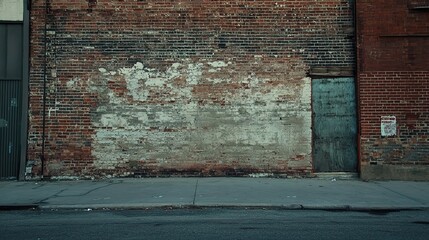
[312,78,357,172]
[0,23,23,179]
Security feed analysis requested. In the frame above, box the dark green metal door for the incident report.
[0,23,23,179]
[312,78,357,172]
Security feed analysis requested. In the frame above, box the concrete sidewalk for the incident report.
[1,178,428,210]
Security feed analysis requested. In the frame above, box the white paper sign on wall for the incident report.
[381,116,396,137]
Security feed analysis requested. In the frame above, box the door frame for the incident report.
[18,0,30,180]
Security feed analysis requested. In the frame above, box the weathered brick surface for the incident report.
[359,72,429,164]
[357,0,429,175]
[28,0,354,177]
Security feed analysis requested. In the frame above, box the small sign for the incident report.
[381,116,396,137]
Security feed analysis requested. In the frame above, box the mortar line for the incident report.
[192,179,199,205]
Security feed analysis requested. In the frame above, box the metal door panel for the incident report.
[0,25,6,78]
[0,23,22,179]
[312,78,357,172]
[0,81,21,179]
[6,24,23,79]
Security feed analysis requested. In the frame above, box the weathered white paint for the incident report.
[134,62,144,70]
[66,78,77,89]
[0,0,23,21]
[89,60,312,172]
[249,173,274,178]
[186,63,203,85]
[100,114,129,128]
[207,61,229,68]
[206,78,229,84]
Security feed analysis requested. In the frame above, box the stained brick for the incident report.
[28,0,355,178]
[357,0,429,176]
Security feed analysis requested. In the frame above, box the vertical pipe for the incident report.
[354,0,362,174]
[18,0,31,180]
[40,0,48,179]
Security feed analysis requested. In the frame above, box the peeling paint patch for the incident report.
[99,114,129,128]
[208,61,229,68]
[249,173,274,178]
[89,58,312,175]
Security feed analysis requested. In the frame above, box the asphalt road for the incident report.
[1,208,428,240]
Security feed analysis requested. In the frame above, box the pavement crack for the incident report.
[374,183,427,205]
[35,182,118,205]
[36,189,67,204]
[192,179,199,206]
[56,183,118,198]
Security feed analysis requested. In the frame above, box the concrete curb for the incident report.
[0,205,39,211]
[32,204,429,212]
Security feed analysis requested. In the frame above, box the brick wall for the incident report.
[28,0,355,178]
[357,0,429,180]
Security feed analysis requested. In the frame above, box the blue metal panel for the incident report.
[0,23,23,179]
[0,81,21,179]
[0,25,6,78]
[312,78,357,172]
